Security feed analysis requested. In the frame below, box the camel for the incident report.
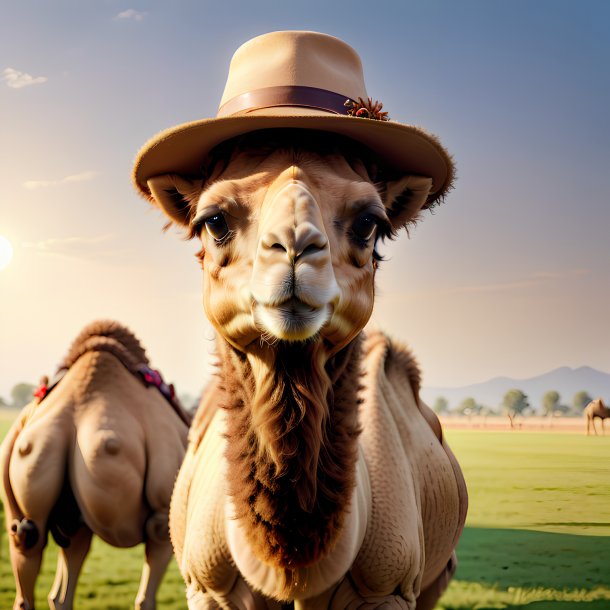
[133,31,467,610]
[0,320,190,610]
[584,398,610,435]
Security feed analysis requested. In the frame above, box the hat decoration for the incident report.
[344,97,389,121]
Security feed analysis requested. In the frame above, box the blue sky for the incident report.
[1,0,609,400]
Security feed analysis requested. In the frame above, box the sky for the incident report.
[1,0,609,401]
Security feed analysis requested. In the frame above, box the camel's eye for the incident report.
[351,213,378,242]
[204,214,230,242]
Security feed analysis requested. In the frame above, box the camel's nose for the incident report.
[261,222,328,263]
[260,183,329,263]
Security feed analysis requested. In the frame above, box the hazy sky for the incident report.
[1,0,609,400]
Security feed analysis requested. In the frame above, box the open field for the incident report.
[440,415,589,434]
[439,429,610,609]
[1,411,610,609]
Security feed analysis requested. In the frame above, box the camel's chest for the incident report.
[174,411,370,601]
[172,382,461,605]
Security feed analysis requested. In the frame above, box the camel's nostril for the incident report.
[295,243,324,261]
[271,242,287,252]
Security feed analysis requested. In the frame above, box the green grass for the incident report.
[448,431,610,535]
[0,410,14,435]
[1,413,610,609]
[0,537,187,609]
[439,431,610,609]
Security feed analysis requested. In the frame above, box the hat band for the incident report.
[217,86,355,118]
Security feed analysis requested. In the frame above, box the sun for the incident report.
[0,235,14,270]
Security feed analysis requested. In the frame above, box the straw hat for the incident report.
[133,30,454,205]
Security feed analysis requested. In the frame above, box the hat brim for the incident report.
[133,112,454,206]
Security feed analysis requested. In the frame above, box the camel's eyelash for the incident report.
[214,228,235,247]
[189,214,210,239]
[373,235,387,263]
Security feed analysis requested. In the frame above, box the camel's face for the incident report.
[147,133,433,352]
[190,150,389,350]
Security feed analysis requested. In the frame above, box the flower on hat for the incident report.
[344,97,390,121]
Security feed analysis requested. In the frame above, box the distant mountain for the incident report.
[421,366,610,411]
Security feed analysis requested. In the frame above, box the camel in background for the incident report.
[585,398,610,435]
[1,320,190,610]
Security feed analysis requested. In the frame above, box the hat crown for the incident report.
[219,31,368,112]
[134,30,454,206]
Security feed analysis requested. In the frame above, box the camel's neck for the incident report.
[217,336,363,579]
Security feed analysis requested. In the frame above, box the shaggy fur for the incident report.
[59,319,149,371]
[218,337,362,587]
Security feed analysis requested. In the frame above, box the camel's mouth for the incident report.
[253,297,331,341]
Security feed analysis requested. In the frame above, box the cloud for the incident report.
[448,269,591,295]
[3,67,47,89]
[115,9,146,21]
[23,170,98,190]
[22,234,120,261]
[379,269,592,303]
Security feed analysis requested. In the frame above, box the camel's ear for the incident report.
[147,174,203,227]
[382,175,433,231]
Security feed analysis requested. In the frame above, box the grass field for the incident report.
[1,411,609,609]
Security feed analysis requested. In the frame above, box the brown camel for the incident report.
[0,320,190,610]
[133,31,467,609]
[585,398,610,435]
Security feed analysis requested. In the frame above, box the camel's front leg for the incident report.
[308,556,455,610]
[305,576,412,610]
[48,525,92,610]
[134,529,173,610]
[186,575,284,610]
[414,552,457,610]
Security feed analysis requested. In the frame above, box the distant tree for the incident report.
[432,396,449,415]
[573,391,593,413]
[542,391,561,417]
[457,397,481,416]
[502,389,530,428]
[553,404,571,416]
[10,382,35,409]
[0,395,7,408]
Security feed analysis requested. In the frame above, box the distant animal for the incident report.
[133,31,467,610]
[0,320,191,610]
[584,398,610,435]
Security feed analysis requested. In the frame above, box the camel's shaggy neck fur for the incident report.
[217,334,363,583]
